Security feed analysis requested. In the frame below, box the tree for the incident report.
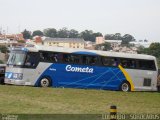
[149,42,160,58]
[105,34,115,40]
[137,42,160,68]
[104,33,122,40]
[95,42,112,51]
[32,30,43,37]
[122,34,135,45]
[149,43,160,68]
[43,28,57,38]
[68,29,79,38]
[80,30,95,42]
[93,32,103,38]
[105,33,136,42]
[57,27,69,38]
[138,43,160,57]
[22,29,31,39]
[0,45,8,53]
[114,33,122,40]
[80,30,103,42]
[137,46,150,54]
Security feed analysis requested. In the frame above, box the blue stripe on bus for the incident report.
[73,51,98,55]
[35,63,127,90]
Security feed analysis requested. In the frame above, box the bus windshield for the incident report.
[7,51,26,66]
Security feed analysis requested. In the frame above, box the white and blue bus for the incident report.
[5,45,158,92]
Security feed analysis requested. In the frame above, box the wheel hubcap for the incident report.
[122,83,129,92]
[41,78,49,87]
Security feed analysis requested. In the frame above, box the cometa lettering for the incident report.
[66,65,94,73]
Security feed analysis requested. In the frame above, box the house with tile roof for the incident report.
[43,37,85,49]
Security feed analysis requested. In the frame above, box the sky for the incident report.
[0,0,160,42]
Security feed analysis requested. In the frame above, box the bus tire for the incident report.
[40,77,51,87]
[120,81,131,92]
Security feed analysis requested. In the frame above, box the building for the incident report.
[0,34,24,41]
[0,33,25,47]
[84,41,96,50]
[105,40,137,54]
[96,36,105,44]
[33,36,43,45]
[0,38,18,47]
[118,46,137,54]
[105,40,122,48]
[96,37,122,48]
[43,38,85,49]
[129,40,152,48]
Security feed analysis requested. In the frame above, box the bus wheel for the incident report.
[120,82,131,92]
[40,78,51,87]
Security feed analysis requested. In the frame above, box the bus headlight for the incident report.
[13,73,23,80]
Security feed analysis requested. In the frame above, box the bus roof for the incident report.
[15,45,156,60]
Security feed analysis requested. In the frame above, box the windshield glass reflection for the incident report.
[7,51,26,66]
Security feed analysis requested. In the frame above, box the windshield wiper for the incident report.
[7,54,16,65]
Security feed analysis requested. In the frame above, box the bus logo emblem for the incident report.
[66,65,94,73]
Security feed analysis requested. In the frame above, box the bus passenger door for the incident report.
[23,52,41,85]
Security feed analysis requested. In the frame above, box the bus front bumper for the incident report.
[5,78,25,85]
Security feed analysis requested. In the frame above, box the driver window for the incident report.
[25,52,40,68]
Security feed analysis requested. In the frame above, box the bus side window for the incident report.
[48,53,59,62]
[102,57,110,66]
[138,60,156,70]
[40,53,45,60]
[54,53,63,62]
[111,58,119,66]
[56,53,63,62]
[40,52,61,63]
[129,60,136,68]
[25,52,40,68]
[102,57,118,67]
[88,56,97,65]
[120,59,127,68]
[82,56,98,65]
[63,54,80,64]
[63,54,70,62]
[119,58,137,69]
[40,52,48,61]
[70,55,80,64]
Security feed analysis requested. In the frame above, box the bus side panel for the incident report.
[5,63,52,86]
[23,63,52,86]
[126,69,157,91]
[35,63,127,90]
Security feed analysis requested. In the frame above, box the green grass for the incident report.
[0,85,160,114]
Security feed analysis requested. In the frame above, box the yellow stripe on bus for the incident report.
[118,65,135,91]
